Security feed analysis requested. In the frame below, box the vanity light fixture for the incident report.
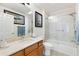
[21,3,30,5]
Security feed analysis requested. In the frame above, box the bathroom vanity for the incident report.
[11,40,43,56]
[0,36,44,56]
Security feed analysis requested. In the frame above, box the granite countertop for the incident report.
[0,36,43,56]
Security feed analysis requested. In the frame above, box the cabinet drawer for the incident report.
[25,43,38,55]
[38,40,43,46]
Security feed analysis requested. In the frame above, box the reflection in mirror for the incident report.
[0,3,32,43]
[27,11,33,36]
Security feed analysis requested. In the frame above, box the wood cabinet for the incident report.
[37,45,44,56]
[27,49,38,56]
[11,40,44,56]
[25,40,44,56]
[11,50,25,56]
[25,43,38,55]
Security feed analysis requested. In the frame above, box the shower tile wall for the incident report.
[48,15,75,42]
[45,14,77,56]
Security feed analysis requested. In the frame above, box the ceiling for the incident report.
[0,3,76,16]
[0,3,31,15]
[33,3,76,16]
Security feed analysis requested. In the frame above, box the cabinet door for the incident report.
[25,43,38,55]
[11,50,25,56]
[38,45,44,56]
[27,49,38,56]
[38,40,43,46]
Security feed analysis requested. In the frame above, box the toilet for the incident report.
[43,42,53,56]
